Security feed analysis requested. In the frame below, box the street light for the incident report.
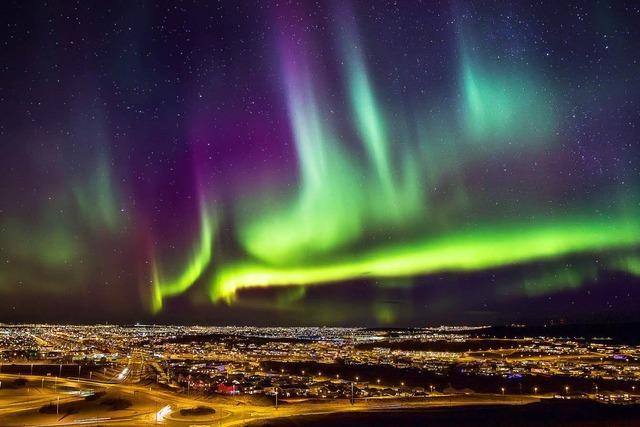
[377,379,381,384]
[565,386,569,394]
[533,386,538,394]
[501,387,505,395]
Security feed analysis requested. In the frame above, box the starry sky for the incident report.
[1,1,639,325]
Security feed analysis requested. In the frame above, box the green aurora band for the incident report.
[211,215,640,302]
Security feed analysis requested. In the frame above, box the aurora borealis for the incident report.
[1,1,639,325]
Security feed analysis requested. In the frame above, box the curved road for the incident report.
[0,372,540,426]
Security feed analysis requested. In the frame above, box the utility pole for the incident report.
[275,387,278,410]
[56,396,60,415]
[351,382,354,405]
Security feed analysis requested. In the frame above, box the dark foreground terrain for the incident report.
[248,400,640,427]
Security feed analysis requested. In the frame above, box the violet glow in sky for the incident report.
[1,1,639,325]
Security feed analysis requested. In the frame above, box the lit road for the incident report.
[0,370,540,426]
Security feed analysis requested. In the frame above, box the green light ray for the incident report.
[237,52,367,265]
[150,204,215,313]
[348,57,393,195]
[460,55,556,145]
[72,155,124,233]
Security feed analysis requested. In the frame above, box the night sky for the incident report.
[1,1,639,325]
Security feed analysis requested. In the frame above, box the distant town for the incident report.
[1,324,639,426]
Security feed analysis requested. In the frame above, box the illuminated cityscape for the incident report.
[1,324,640,425]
